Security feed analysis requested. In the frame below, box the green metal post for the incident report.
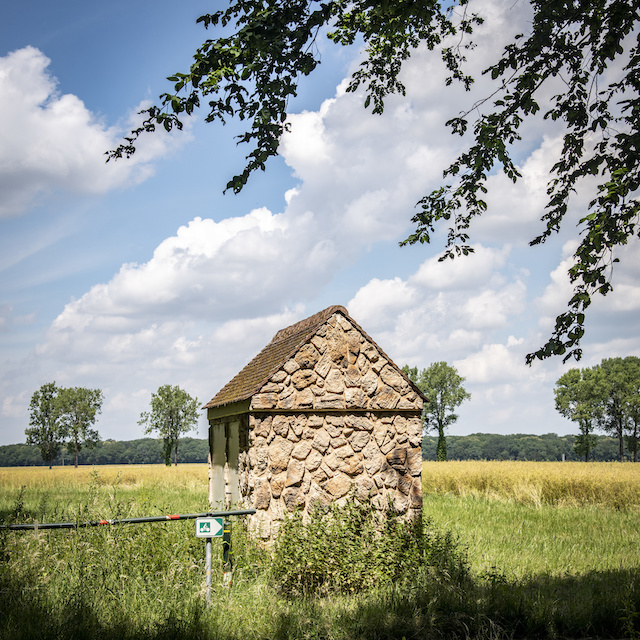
[222,519,232,587]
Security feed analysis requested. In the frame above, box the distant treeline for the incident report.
[0,437,209,467]
[422,433,624,462]
[0,433,630,467]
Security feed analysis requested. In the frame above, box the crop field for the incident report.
[1,461,639,639]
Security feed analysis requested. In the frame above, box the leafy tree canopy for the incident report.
[554,366,606,460]
[599,356,640,461]
[57,387,104,468]
[25,383,105,468]
[25,382,65,469]
[109,0,640,365]
[555,357,640,461]
[404,362,471,460]
[138,385,200,466]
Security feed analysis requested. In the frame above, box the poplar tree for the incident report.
[58,387,104,468]
[554,367,605,461]
[138,385,200,466]
[25,382,64,469]
[404,362,471,461]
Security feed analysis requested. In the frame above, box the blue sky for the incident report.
[1,0,639,447]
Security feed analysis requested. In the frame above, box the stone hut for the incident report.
[203,305,425,538]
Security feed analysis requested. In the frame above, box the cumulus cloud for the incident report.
[348,244,528,365]
[43,210,329,346]
[5,0,640,445]
[0,47,181,217]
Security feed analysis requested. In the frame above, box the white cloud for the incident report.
[455,342,529,385]
[4,0,640,446]
[410,245,511,290]
[348,244,528,365]
[0,47,181,217]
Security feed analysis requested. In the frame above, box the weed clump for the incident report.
[270,499,468,597]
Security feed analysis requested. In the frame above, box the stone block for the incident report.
[277,388,296,410]
[292,369,317,390]
[251,393,278,410]
[314,352,332,378]
[312,427,330,453]
[348,430,370,451]
[305,449,323,472]
[345,387,366,408]
[292,440,312,460]
[324,369,344,394]
[407,447,423,476]
[283,486,306,511]
[268,436,294,473]
[310,335,326,354]
[397,473,412,496]
[362,342,379,362]
[253,478,271,510]
[315,393,345,409]
[386,447,407,470]
[295,343,320,369]
[409,478,423,508]
[339,455,363,476]
[283,358,300,374]
[380,364,409,393]
[361,370,378,395]
[355,476,376,501]
[330,434,348,449]
[372,385,400,410]
[323,451,339,471]
[325,474,352,498]
[272,415,290,437]
[285,459,305,487]
[270,472,286,498]
[334,443,354,459]
[293,388,314,409]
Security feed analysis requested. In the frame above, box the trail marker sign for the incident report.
[195,517,224,538]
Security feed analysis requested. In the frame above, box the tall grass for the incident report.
[0,464,209,523]
[422,460,640,508]
[1,462,639,639]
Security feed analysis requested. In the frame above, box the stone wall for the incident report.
[234,312,424,539]
[241,411,423,538]
[249,312,423,413]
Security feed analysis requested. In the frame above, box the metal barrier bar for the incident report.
[1,509,256,531]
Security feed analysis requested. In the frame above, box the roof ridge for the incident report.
[203,306,349,410]
[270,305,347,344]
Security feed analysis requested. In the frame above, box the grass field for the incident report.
[421,461,640,578]
[1,461,639,639]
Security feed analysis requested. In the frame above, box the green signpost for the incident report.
[195,516,226,601]
[194,517,224,538]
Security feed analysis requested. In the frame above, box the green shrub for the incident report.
[270,499,469,597]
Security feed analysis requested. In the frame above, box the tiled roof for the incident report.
[203,306,348,410]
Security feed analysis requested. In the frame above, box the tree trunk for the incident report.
[619,422,624,462]
[436,430,447,461]
[74,440,79,468]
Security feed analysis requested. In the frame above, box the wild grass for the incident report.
[422,459,640,508]
[0,464,209,522]
[1,461,639,639]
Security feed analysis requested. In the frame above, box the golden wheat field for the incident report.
[0,464,210,519]
[421,460,640,508]
[0,463,208,491]
[1,460,639,511]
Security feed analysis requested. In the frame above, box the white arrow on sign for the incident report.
[195,517,224,538]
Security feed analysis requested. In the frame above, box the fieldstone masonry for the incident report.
[205,306,424,539]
